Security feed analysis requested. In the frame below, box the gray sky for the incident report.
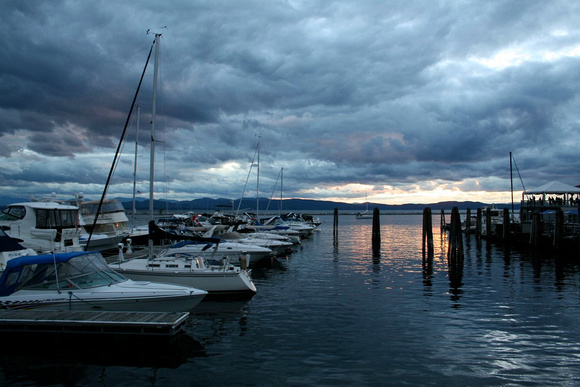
[2,0,579,205]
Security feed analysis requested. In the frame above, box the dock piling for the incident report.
[422,208,434,258]
[372,207,381,256]
[447,207,464,265]
[476,208,482,239]
[502,208,510,243]
[333,208,338,243]
[465,208,471,233]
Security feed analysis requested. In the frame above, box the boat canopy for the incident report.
[524,181,580,195]
[0,251,126,296]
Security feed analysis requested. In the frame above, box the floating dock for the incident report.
[0,309,189,336]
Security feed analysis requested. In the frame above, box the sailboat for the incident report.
[355,192,373,219]
[110,33,256,299]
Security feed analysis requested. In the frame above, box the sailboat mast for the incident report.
[148,33,161,258]
[256,139,260,221]
[280,167,283,215]
[510,151,514,216]
[149,34,160,221]
[132,104,140,229]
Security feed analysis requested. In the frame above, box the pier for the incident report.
[0,310,189,336]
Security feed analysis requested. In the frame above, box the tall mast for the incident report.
[131,104,140,230]
[148,33,161,258]
[280,167,283,215]
[256,138,260,221]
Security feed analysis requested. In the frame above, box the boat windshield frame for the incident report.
[2,252,127,292]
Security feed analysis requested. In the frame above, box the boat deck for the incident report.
[0,309,189,336]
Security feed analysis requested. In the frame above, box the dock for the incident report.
[0,309,189,336]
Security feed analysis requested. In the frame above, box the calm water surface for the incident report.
[2,214,580,386]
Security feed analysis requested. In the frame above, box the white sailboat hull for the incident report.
[111,258,257,298]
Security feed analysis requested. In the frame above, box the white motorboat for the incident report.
[73,194,130,251]
[110,252,257,299]
[0,251,207,312]
[218,231,295,257]
[165,239,274,266]
[258,215,317,239]
[0,201,83,254]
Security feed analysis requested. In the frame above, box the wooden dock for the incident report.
[0,310,189,336]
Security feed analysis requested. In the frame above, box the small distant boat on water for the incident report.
[355,192,373,219]
[0,251,207,312]
[355,210,373,219]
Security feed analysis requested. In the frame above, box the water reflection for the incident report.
[0,329,205,385]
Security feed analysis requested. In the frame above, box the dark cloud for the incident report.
[1,0,580,203]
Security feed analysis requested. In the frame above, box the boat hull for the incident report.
[112,259,257,299]
[0,286,206,313]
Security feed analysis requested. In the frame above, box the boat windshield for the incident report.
[6,253,127,291]
[80,200,125,215]
[0,206,26,221]
[35,209,79,229]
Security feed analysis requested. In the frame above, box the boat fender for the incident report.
[126,238,133,254]
[118,243,125,261]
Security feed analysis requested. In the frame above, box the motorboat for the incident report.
[110,250,257,299]
[0,228,36,270]
[72,194,130,251]
[258,215,317,239]
[0,251,207,312]
[164,239,274,266]
[217,230,295,257]
[0,201,83,254]
[141,221,275,266]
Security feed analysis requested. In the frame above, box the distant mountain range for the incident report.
[118,197,514,213]
[0,195,517,213]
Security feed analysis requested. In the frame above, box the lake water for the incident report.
[2,213,580,386]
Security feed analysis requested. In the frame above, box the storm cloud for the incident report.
[1,0,579,205]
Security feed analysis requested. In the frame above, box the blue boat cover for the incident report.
[3,251,95,270]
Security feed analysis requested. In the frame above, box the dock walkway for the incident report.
[0,310,189,336]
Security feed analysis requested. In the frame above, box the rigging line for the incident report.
[86,39,155,250]
[265,168,282,213]
[511,154,526,192]
[235,144,259,217]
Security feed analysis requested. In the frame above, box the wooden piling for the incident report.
[485,208,492,239]
[555,208,564,250]
[447,207,464,265]
[502,208,510,243]
[372,207,381,256]
[333,208,338,242]
[530,210,541,247]
[476,208,482,239]
[465,208,471,233]
[447,207,464,288]
[440,209,446,231]
[422,208,434,258]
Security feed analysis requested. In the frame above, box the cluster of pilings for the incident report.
[424,207,465,288]
[451,206,573,251]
